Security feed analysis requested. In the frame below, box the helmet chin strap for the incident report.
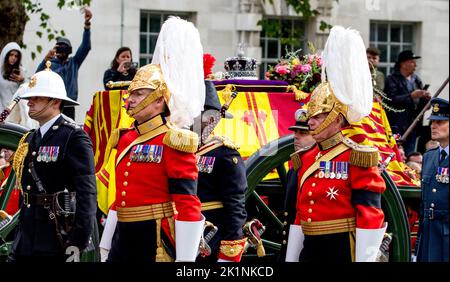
[309,109,339,136]
[126,88,163,118]
[309,102,348,136]
[29,99,57,120]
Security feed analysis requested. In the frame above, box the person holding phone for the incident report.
[0,42,25,112]
[103,47,138,90]
[36,7,93,120]
[0,42,37,128]
[384,50,431,155]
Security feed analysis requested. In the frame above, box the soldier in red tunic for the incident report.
[286,26,387,262]
[99,17,206,262]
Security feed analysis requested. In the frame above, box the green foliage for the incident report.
[285,0,320,17]
[258,0,336,42]
[319,20,333,31]
[20,0,91,59]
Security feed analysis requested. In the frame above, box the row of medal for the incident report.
[36,146,59,163]
[436,167,449,184]
[197,156,215,174]
[129,145,163,163]
[317,161,349,180]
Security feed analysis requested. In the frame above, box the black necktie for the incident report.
[440,150,447,164]
[35,130,42,145]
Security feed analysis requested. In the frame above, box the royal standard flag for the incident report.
[84,90,134,213]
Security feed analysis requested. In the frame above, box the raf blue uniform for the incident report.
[415,98,449,262]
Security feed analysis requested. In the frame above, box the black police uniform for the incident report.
[10,115,97,261]
[279,109,314,261]
[196,136,248,262]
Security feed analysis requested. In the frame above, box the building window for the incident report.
[259,18,306,79]
[139,11,191,67]
[369,22,416,76]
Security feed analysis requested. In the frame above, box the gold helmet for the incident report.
[307,82,349,135]
[126,64,170,117]
[307,26,373,135]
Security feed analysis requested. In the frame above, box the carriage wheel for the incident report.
[244,135,411,262]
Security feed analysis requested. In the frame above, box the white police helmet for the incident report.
[20,61,79,106]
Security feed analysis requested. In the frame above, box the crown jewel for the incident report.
[224,43,257,80]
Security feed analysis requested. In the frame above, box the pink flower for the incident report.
[292,64,303,76]
[300,64,311,73]
[316,57,322,67]
[308,54,322,66]
[265,71,270,78]
[275,65,290,75]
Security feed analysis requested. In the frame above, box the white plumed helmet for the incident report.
[151,16,205,128]
[307,26,373,135]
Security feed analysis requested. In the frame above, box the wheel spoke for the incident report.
[251,190,283,230]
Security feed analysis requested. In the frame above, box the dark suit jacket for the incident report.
[384,70,427,135]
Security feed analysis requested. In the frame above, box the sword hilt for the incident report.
[197,221,218,257]
[0,96,20,123]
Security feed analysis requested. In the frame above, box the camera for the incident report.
[55,45,72,55]
[124,62,138,70]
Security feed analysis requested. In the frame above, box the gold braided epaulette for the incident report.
[290,152,301,170]
[289,144,315,170]
[13,132,31,187]
[163,124,199,153]
[210,136,240,150]
[343,137,379,168]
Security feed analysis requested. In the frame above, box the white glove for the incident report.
[356,222,388,262]
[98,209,118,262]
[285,224,305,262]
[100,247,109,262]
[217,258,233,262]
[175,215,205,262]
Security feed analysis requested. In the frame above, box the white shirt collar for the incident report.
[39,114,61,137]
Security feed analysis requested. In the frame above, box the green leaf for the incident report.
[37,45,43,53]
[319,20,333,31]
[40,13,50,21]
[60,30,66,36]
[57,0,66,9]
[31,52,36,60]
[48,33,55,41]
[36,31,43,38]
